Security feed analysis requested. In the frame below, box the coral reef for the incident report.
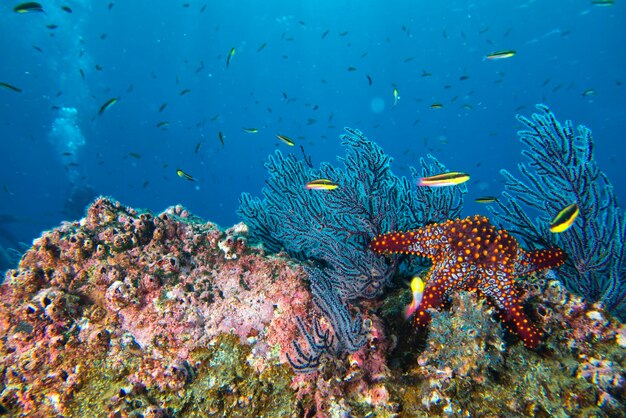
[239,127,466,368]
[0,197,312,416]
[489,104,626,320]
[0,197,624,416]
[395,277,626,417]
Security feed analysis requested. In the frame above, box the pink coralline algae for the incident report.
[0,197,315,415]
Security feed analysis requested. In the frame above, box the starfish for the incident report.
[370,215,566,348]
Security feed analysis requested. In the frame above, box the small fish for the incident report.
[179,89,191,96]
[226,47,235,68]
[592,0,614,5]
[276,134,295,146]
[321,29,330,39]
[32,45,43,53]
[418,172,469,187]
[194,141,202,153]
[549,203,579,233]
[421,70,432,77]
[475,196,498,204]
[95,64,103,71]
[347,67,357,72]
[257,43,267,52]
[305,179,339,191]
[366,74,372,86]
[156,121,169,128]
[46,24,58,30]
[61,5,72,13]
[79,69,85,80]
[485,50,516,60]
[176,169,195,181]
[403,276,425,320]
[98,97,118,115]
[0,82,22,93]
[430,103,443,109]
[242,127,259,134]
[218,131,224,147]
[158,102,167,112]
[14,2,44,13]
[582,88,596,97]
[128,152,141,159]
[393,87,400,106]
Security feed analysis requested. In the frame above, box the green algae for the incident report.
[66,334,299,417]
[67,356,142,416]
[177,335,298,417]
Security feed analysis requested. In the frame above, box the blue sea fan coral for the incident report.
[488,104,626,319]
[239,127,466,371]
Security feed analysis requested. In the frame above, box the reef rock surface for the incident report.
[0,197,624,417]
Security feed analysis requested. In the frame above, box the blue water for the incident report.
[0,0,624,266]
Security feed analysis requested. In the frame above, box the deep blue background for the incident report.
[1,0,624,267]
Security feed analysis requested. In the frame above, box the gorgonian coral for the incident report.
[239,127,466,370]
[489,104,626,320]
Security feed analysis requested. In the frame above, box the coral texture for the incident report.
[371,215,566,347]
[0,197,312,415]
[489,104,626,320]
[0,197,623,416]
[398,280,626,417]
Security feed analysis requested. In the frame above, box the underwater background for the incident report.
[0,0,625,269]
[2,2,626,416]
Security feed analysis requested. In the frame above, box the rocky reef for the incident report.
[0,197,624,417]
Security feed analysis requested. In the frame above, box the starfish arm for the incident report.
[514,248,567,276]
[411,269,449,329]
[370,226,446,258]
[479,277,542,348]
[499,296,542,349]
